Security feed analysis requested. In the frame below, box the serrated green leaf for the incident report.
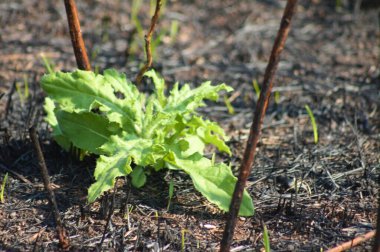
[189,116,231,155]
[43,97,71,150]
[165,81,233,114]
[130,166,146,188]
[88,153,132,203]
[165,154,254,217]
[56,110,116,154]
[144,70,166,107]
[41,69,141,134]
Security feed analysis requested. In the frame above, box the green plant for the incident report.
[305,105,318,144]
[181,229,187,252]
[15,75,29,105]
[274,91,280,104]
[262,224,271,252]
[41,69,254,216]
[0,172,8,203]
[223,95,235,115]
[166,177,174,211]
[169,20,179,44]
[252,79,261,98]
[40,54,54,74]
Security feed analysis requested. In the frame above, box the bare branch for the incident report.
[220,1,298,251]
[135,0,162,84]
[64,0,91,70]
[29,127,70,250]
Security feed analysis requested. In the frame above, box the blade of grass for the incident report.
[305,105,318,144]
[0,173,8,203]
[181,229,187,252]
[167,178,174,211]
[252,79,261,98]
[224,95,235,115]
[41,53,54,74]
[263,224,271,252]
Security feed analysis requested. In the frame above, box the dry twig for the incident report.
[64,0,91,70]
[220,1,298,251]
[326,230,376,252]
[135,0,162,84]
[373,174,380,252]
[29,127,70,250]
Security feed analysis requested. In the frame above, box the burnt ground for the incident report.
[0,0,379,251]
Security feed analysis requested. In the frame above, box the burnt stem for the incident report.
[29,127,70,249]
[135,0,162,84]
[220,1,298,251]
[64,0,91,70]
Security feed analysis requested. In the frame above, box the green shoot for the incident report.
[23,75,30,99]
[0,173,8,203]
[170,20,179,44]
[274,91,280,104]
[305,105,318,144]
[124,204,134,229]
[252,79,261,98]
[131,0,144,37]
[181,229,187,252]
[15,75,30,105]
[223,95,235,115]
[167,178,174,211]
[40,54,54,74]
[262,224,271,252]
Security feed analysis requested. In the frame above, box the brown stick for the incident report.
[135,0,162,84]
[373,174,380,252]
[29,127,70,250]
[220,1,298,251]
[326,230,376,252]
[64,0,91,70]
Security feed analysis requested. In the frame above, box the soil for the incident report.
[0,0,379,251]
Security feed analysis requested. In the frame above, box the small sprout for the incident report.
[181,229,188,252]
[170,20,179,44]
[262,224,271,252]
[274,91,280,104]
[166,177,174,211]
[1,173,8,203]
[305,105,318,144]
[252,79,261,98]
[223,95,235,115]
[15,75,29,105]
[40,53,54,74]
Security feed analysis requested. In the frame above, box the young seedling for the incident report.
[274,91,280,104]
[305,104,318,144]
[166,177,174,211]
[40,54,54,74]
[181,229,187,252]
[169,20,179,44]
[262,224,271,252]
[41,69,254,216]
[0,172,8,203]
[252,79,261,99]
[223,95,235,115]
[15,75,29,105]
